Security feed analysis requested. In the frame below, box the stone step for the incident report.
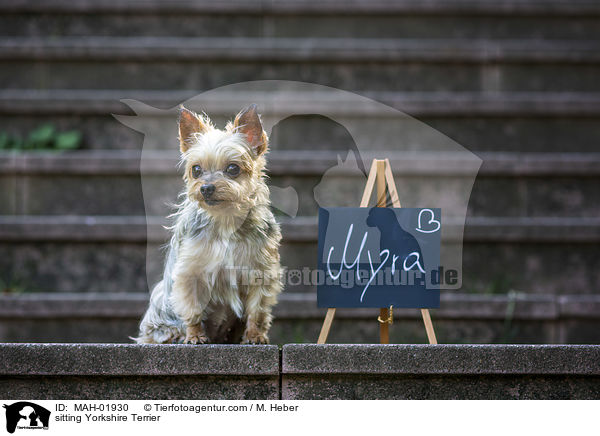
[1,90,600,153]
[0,343,598,399]
[3,58,599,93]
[4,150,599,177]
[0,215,599,294]
[1,151,598,217]
[3,89,600,116]
[1,215,600,244]
[281,344,600,399]
[2,37,599,63]
[3,114,597,153]
[0,343,280,399]
[0,292,599,344]
[4,0,600,15]
[1,0,600,40]
[3,38,599,92]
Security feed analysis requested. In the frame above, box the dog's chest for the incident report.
[182,233,252,287]
[174,229,253,319]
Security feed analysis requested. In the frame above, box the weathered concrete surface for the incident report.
[0,343,279,375]
[282,374,600,400]
[4,376,276,400]
[283,344,600,375]
[1,343,599,400]
[282,344,600,399]
[0,344,279,400]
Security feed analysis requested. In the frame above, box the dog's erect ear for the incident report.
[178,106,207,153]
[234,104,268,156]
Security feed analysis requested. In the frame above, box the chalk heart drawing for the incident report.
[416,208,441,234]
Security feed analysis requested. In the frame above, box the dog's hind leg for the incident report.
[133,280,186,344]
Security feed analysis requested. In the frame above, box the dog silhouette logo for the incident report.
[3,402,50,433]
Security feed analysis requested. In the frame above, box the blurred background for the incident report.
[0,0,599,344]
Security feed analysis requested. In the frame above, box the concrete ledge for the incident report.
[0,343,278,376]
[282,344,600,375]
[1,343,598,399]
[282,344,600,399]
[0,344,279,400]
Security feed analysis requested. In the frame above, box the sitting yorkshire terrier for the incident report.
[135,104,282,344]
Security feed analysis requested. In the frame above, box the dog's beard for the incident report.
[185,193,256,239]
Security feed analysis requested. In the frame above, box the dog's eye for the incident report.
[191,165,202,178]
[225,163,241,177]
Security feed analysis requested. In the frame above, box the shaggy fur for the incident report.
[134,105,282,344]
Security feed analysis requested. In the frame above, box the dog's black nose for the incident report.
[200,184,216,198]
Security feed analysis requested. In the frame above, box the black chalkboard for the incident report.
[317,207,441,308]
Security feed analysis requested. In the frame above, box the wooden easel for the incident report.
[317,159,438,345]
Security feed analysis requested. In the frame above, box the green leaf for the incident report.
[0,133,9,149]
[28,124,56,149]
[54,131,82,150]
[22,138,35,150]
[10,136,24,150]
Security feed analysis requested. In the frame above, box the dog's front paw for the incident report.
[184,333,209,345]
[184,324,209,345]
[241,332,269,345]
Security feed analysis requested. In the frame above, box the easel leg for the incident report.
[379,308,390,344]
[376,160,387,208]
[317,308,336,344]
[420,309,438,344]
[376,160,390,344]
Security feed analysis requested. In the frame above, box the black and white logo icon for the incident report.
[3,402,50,434]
